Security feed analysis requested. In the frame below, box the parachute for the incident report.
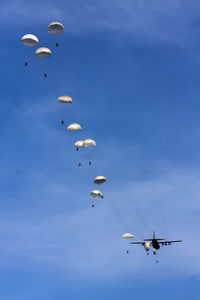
[35,47,51,58]
[74,140,84,148]
[90,190,103,198]
[67,123,82,131]
[57,95,72,103]
[74,140,96,148]
[21,34,38,46]
[144,242,151,251]
[94,175,106,185]
[83,139,96,147]
[48,22,64,34]
[73,139,96,165]
[121,233,134,238]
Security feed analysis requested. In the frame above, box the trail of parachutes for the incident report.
[21,21,135,253]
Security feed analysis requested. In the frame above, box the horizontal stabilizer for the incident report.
[144,238,165,241]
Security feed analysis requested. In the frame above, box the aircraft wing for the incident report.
[130,242,146,245]
[159,240,182,245]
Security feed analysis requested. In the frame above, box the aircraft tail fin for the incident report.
[144,231,165,241]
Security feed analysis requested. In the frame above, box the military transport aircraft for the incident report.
[130,231,182,255]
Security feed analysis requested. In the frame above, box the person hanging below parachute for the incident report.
[57,96,72,128]
[74,139,96,162]
[21,34,38,69]
[35,47,51,78]
[90,190,103,207]
[48,22,64,49]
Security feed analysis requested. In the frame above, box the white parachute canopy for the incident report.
[121,233,134,238]
[21,34,39,46]
[57,95,72,103]
[83,139,96,147]
[90,190,103,198]
[144,242,151,251]
[48,22,64,34]
[35,47,51,58]
[67,123,82,131]
[74,140,84,148]
[94,176,107,185]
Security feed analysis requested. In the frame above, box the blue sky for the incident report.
[0,0,200,299]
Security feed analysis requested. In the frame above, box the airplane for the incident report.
[130,231,182,255]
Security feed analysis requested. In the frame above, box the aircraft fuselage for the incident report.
[152,239,160,250]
